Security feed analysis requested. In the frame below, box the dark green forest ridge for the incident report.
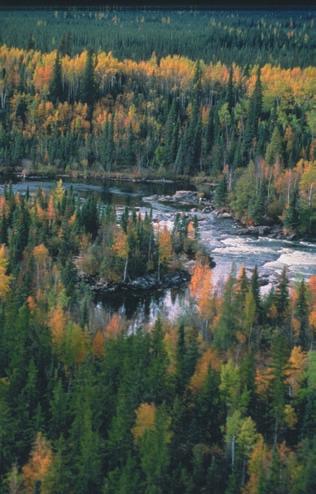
[0,8,316,68]
[0,9,316,66]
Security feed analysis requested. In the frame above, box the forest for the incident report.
[0,8,316,494]
[0,9,316,67]
[0,33,315,235]
[0,182,316,493]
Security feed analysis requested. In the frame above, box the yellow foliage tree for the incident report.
[22,432,53,493]
[158,225,173,265]
[255,366,274,395]
[284,404,298,429]
[47,195,56,223]
[189,259,213,319]
[112,229,129,281]
[33,243,49,293]
[243,435,270,494]
[92,330,106,357]
[190,348,220,391]
[0,244,12,299]
[284,346,307,396]
[105,313,123,339]
[54,179,64,205]
[132,403,156,441]
[48,305,67,344]
[61,322,87,366]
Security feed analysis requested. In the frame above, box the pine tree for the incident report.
[270,334,288,445]
[80,49,96,108]
[214,174,228,208]
[295,280,310,349]
[242,68,262,165]
[138,405,172,494]
[248,183,266,224]
[162,97,178,166]
[284,186,300,233]
[146,318,169,403]
[49,51,63,103]
[274,267,290,330]
[202,108,214,165]
[214,273,238,351]
[227,65,234,114]
[265,126,284,165]
[251,266,261,320]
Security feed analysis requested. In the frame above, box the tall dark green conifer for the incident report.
[242,68,262,165]
[80,50,96,109]
[284,187,300,233]
[49,51,63,103]
[227,65,234,113]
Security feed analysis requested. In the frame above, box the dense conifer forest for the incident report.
[0,8,316,494]
[0,9,316,67]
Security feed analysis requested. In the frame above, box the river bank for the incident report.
[1,168,314,241]
[143,190,314,243]
[0,166,193,186]
[78,269,191,295]
[0,171,313,244]
[1,178,315,323]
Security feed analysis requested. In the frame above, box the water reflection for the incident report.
[1,177,316,327]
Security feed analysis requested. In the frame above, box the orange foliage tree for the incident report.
[284,346,308,397]
[190,348,220,391]
[0,244,12,299]
[22,432,53,493]
[48,305,67,344]
[92,330,106,357]
[158,225,173,265]
[105,313,123,339]
[132,402,156,441]
[189,259,213,320]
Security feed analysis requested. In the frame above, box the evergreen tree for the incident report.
[274,267,290,331]
[265,125,284,165]
[214,174,228,208]
[248,183,266,224]
[250,266,261,320]
[80,49,96,109]
[226,65,234,114]
[295,279,310,349]
[270,334,288,445]
[242,68,262,165]
[284,186,300,233]
[49,51,63,103]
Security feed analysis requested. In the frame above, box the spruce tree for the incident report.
[251,266,261,320]
[242,68,263,165]
[284,187,300,234]
[214,174,228,208]
[295,280,310,349]
[274,267,290,332]
[226,65,234,114]
[49,51,63,103]
[265,126,284,165]
[80,49,96,108]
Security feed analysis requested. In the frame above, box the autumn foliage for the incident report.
[132,403,156,441]
[0,244,11,299]
[22,433,53,493]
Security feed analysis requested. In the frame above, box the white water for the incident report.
[3,180,316,327]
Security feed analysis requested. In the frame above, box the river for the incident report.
[1,179,316,328]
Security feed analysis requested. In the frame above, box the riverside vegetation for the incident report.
[0,8,316,494]
[0,182,316,493]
